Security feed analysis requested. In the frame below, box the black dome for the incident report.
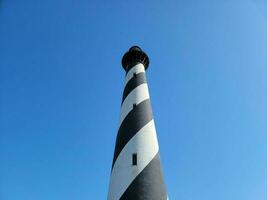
[121,46,149,71]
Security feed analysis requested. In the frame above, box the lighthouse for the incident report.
[107,46,168,200]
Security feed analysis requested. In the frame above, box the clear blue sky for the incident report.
[1,0,267,199]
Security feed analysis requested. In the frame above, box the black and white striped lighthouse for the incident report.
[107,46,168,200]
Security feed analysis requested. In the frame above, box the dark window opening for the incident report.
[132,153,137,166]
[133,72,137,77]
[133,103,137,108]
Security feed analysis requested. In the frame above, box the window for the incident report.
[133,72,137,77]
[133,103,137,108]
[132,153,137,166]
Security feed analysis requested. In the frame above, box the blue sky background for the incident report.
[1,0,267,199]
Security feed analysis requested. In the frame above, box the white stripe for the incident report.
[124,63,145,85]
[119,83,150,125]
[107,120,159,200]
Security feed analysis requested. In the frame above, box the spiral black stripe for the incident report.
[121,72,146,104]
[119,153,167,200]
[112,99,153,167]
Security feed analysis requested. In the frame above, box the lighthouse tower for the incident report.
[107,46,168,200]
